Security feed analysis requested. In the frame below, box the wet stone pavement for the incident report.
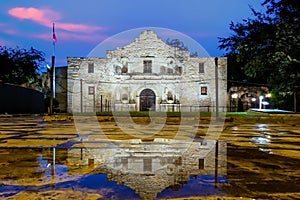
[0,115,299,200]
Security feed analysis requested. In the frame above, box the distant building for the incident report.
[42,66,68,113]
[67,30,227,112]
[228,86,270,111]
[55,66,67,112]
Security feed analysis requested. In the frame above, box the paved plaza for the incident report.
[0,114,299,200]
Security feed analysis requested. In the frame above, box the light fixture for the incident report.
[231,93,238,99]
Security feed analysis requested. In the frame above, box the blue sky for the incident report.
[0,0,265,68]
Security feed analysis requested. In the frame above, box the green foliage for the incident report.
[0,46,45,86]
[219,0,300,110]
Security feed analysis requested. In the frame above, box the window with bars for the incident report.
[88,63,94,73]
[143,60,152,73]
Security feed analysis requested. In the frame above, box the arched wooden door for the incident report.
[140,89,156,111]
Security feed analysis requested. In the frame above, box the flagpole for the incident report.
[49,23,56,115]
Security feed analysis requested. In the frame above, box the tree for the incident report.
[166,38,188,51]
[0,46,45,87]
[219,0,300,110]
[166,38,199,57]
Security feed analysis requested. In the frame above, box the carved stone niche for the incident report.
[167,91,174,104]
[121,93,129,104]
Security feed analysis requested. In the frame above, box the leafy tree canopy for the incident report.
[0,46,45,87]
[219,0,300,94]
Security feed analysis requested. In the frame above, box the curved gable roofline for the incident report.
[108,30,186,58]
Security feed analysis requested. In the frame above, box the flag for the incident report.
[52,23,57,44]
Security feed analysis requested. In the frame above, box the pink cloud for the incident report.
[32,32,108,43]
[8,7,105,33]
[3,28,19,35]
[56,23,103,33]
[0,23,19,35]
[8,7,60,25]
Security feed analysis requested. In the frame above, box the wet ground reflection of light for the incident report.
[256,124,269,131]
[251,126,273,153]
[251,136,270,145]
[232,126,239,131]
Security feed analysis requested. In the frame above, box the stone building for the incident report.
[67,30,227,112]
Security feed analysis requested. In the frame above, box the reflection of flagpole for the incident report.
[214,140,219,188]
[49,23,56,115]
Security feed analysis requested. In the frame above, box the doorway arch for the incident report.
[140,89,156,111]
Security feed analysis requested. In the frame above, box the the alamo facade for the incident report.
[67,30,227,112]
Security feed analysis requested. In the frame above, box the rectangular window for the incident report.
[143,60,152,73]
[199,159,205,169]
[88,86,94,95]
[143,158,152,172]
[88,63,94,73]
[199,63,204,73]
[201,86,207,95]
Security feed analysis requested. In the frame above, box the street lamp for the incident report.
[231,93,238,99]
[259,96,263,109]
[231,93,238,112]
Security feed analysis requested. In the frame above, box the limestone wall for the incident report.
[67,30,227,112]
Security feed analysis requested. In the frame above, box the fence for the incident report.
[79,104,228,113]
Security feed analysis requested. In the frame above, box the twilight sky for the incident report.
[0,0,265,69]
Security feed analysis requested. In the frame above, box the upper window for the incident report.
[115,65,121,75]
[88,86,95,95]
[143,60,152,73]
[199,63,204,74]
[88,63,94,73]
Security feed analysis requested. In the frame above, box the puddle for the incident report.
[0,140,229,200]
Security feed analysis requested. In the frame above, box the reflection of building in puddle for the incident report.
[68,139,227,200]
